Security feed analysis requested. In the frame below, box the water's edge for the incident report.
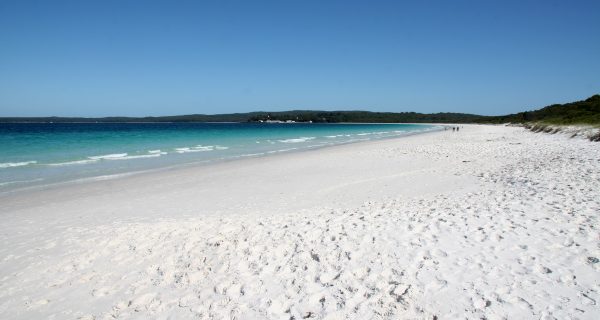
[0,123,444,194]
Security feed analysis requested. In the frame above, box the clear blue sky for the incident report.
[1,0,599,117]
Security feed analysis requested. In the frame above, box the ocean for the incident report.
[0,122,440,192]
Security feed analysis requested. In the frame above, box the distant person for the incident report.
[452,127,455,132]
[457,127,460,132]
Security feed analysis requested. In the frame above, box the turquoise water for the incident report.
[0,122,440,192]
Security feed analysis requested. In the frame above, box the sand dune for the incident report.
[1,125,599,319]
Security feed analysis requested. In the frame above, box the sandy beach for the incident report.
[0,124,598,319]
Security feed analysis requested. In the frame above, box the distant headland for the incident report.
[1,94,598,125]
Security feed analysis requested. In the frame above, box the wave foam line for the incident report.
[88,153,128,160]
[175,146,214,153]
[238,152,265,157]
[110,154,161,160]
[267,147,299,154]
[0,161,37,169]
[46,159,99,166]
[278,137,316,143]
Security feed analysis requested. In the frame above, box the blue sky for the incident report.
[1,0,599,117]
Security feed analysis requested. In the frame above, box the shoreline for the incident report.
[1,125,451,216]
[0,124,443,197]
[1,124,598,319]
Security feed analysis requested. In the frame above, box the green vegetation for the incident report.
[0,111,482,123]
[247,111,482,123]
[1,95,598,125]
[476,95,600,125]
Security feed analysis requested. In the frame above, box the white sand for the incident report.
[0,125,599,319]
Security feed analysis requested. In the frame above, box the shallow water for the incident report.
[0,122,440,192]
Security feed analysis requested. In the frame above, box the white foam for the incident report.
[46,159,99,166]
[49,151,164,166]
[0,161,37,169]
[238,152,265,157]
[268,147,299,153]
[175,146,213,153]
[215,146,229,150]
[111,154,161,160]
[74,171,145,182]
[88,153,128,160]
[175,148,195,153]
[278,137,316,143]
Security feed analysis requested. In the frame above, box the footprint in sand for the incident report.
[91,287,112,297]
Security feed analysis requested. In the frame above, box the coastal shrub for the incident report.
[477,94,600,125]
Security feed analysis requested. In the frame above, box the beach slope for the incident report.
[0,125,598,319]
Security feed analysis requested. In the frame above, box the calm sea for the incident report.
[0,122,440,193]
